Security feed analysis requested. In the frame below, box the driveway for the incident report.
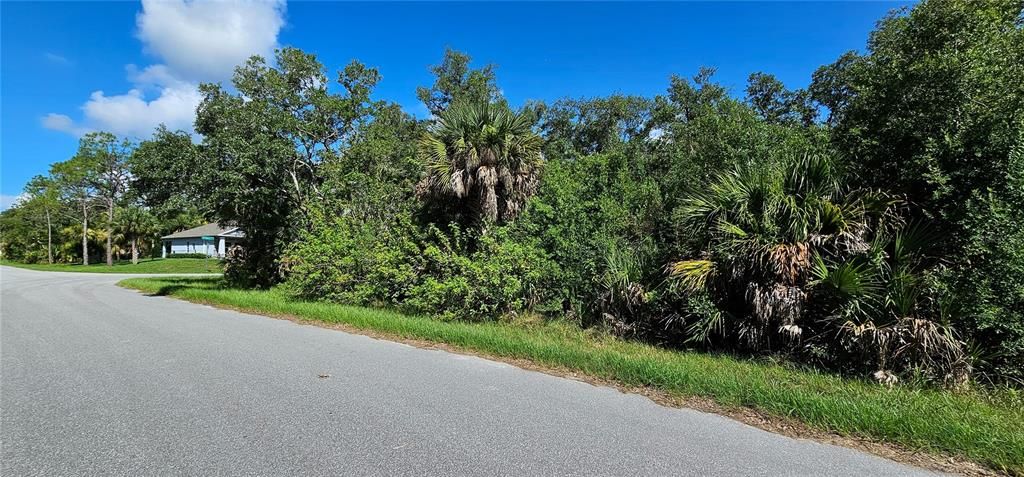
[0,266,935,476]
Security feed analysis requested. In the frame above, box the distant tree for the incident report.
[0,203,39,262]
[744,73,817,126]
[50,153,98,266]
[76,132,133,266]
[539,95,656,158]
[417,100,543,225]
[115,206,158,264]
[745,72,789,123]
[23,175,61,263]
[416,49,501,116]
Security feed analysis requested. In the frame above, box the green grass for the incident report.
[2,258,222,274]
[119,276,1024,474]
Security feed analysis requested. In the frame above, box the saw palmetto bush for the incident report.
[670,154,863,347]
[668,154,967,381]
[810,224,969,384]
[416,100,544,225]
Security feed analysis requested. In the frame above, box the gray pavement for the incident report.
[0,266,936,476]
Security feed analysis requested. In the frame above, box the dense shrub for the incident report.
[283,213,559,321]
[513,151,664,319]
[812,1,1024,380]
[167,253,209,259]
[405,227,559,320]
[283,213,424,306]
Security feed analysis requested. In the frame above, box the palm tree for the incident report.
[115,206,158,265]
[810,223,968,384]
[416,100,544,224]
[669,154,885,350]
[670,154,966,382]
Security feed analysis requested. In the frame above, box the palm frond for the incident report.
[668,259,715,291]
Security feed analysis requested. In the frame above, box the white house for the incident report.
[160,223,244,258]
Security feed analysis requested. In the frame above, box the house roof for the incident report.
[161,222,242,240]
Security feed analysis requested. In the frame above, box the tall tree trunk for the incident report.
[131,238,138,265]
[45,208,53,264]
[81,203,89,266]
[106,200,114,266]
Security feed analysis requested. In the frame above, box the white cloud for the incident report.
[44,52,72,66]
[41,113,88,135]
[126,64,192,90]
[81,86,203,138]
[0,194,28,211]
[43,0,286,139]
[136,0,285,82]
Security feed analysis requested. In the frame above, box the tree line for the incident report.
[3,0,1021,386]
[1,132,205,266]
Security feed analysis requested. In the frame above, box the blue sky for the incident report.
[0,1,911,209]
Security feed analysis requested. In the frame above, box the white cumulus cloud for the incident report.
[136,0,285,82]
[41,113,88,135]
[81,87,203,138]
[43,0,286,139]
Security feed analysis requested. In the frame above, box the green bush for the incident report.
[283,213,424,306]
[167,253,210,259]
[404,227,559,321]
[283,214,558,322]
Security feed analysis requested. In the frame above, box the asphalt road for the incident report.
[0,266,935,476]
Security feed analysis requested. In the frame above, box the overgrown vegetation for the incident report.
[118,276,1024,474]
[3,1,1022,388]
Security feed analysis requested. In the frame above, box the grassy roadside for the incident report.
[119,276,1024,475]
[1,258,222,274]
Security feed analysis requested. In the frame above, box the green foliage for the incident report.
[190,47,382,287]
[167,253,209,259]
[745,72,816,126]
[514,150,663,320]
[405,227,558,321]
[320,103,423,220]
[283,212,424,306]
[416,48,502,116]
[539,95,656,158]
[284,212,558,322]
[809,223,970,382]
[130,126,202,215]
[811,0,1024,380]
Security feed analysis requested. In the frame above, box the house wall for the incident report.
[162,238,220,257]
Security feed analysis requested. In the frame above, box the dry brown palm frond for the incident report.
[779,324,803,342]
[894,317,967,376]
[738,321,767,349]
[497,166,513,191]
[451,169,467,198]
[769,242,810,286]
[747,282,805,328]
[837,315,968,382]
